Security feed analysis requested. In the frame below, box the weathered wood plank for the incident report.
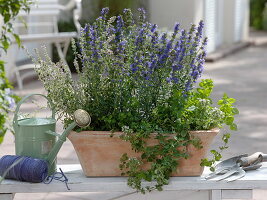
[112,190,209,200]
[221,189,252,199]
[0,193,14,200]
[0,164,267,195]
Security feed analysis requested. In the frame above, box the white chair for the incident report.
[11,0,80,89]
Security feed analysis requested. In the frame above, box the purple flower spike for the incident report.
[123,8,130,14]
[203,37,208,46]
[197,20,204,36]
[138,8,146,15]
[115,16,124,41]
[79,8,208,103]
[151,24,157,33]
[101,7,109,16]
[135,28,145,45]
[138,8,146,22]
[174,23,180,33]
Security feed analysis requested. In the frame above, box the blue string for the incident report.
[0,155,70,190]
[0,155,48,183]
[43,168,70,190]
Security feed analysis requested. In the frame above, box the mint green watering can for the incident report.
[13,94,91,175]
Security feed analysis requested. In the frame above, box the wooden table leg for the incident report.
[0,193,15,200]
[210,190,222,200]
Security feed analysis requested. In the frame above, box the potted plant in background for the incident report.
[34,8,238,193]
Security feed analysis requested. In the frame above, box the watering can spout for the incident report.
[46,109,91,166]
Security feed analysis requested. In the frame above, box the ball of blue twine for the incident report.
[0,155,48,183]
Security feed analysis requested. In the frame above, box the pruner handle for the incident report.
[238,152,263,167]
[259,154,267,162]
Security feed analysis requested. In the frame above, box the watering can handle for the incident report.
[13,94,55,129]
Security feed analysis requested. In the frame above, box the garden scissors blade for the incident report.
[205,154,248,180]
[214,163,242,181]
[223,163,263,182]
[205,152,265,181]
[225,167,246,182]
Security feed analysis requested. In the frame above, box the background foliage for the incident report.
[250,0,267,30]
[0,0,31,143]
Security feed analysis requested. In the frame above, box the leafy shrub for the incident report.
[250,0,267,30]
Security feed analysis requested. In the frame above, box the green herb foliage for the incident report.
[35,8,238,193]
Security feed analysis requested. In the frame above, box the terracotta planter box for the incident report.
[68,129,219,177]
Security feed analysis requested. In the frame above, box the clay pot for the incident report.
[68,129,219,177]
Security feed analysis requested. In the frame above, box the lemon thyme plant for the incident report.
[35,8,238,193]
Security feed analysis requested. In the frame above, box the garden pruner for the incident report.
[205,152,267,182]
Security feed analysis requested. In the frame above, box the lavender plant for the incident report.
[35,8,238,193]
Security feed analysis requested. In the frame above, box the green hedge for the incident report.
[250,0,267,30]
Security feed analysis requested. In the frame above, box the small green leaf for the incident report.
[13,33,21,47]
[230,123,238,131]
[232,108,239,114]
[210,150,217,154]
[218,100,224,105]
[222,133,231,142]
[226,116,234,125]
[228,98,236,103]
[223,93,228,99]
[187,106,196,111]
[215,153,222,161]
[2,40,9,51]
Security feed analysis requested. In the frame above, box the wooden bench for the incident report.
[1,163,267,200]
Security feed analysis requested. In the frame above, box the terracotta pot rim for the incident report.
[70,128,219,136]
